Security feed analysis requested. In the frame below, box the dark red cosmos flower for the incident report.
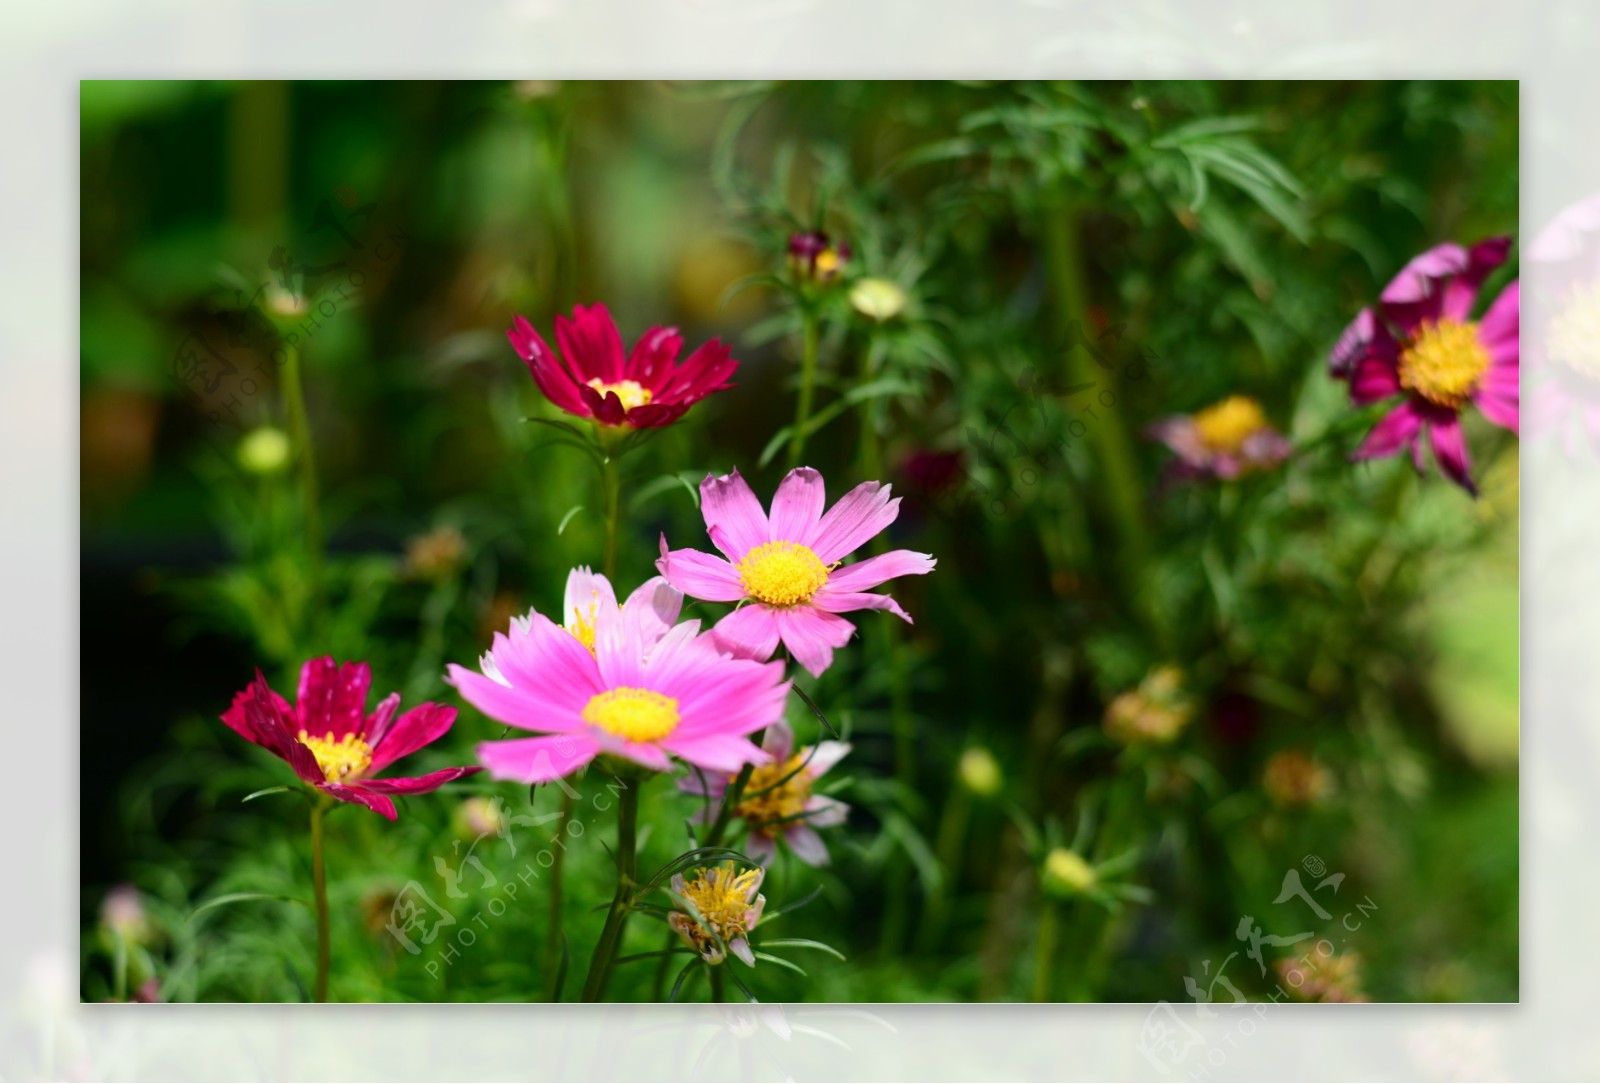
[507,303,737,429]
[222,657,480,820]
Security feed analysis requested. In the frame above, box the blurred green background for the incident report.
[80,80,1517,1003]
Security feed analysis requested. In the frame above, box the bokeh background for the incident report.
[79,80,1517,1003]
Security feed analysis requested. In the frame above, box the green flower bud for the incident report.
[958,746,1003,797]
[237,426,290,475]
[1041,848,1097,898]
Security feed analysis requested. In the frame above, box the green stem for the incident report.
[280,342,324,627]
[709,965,726,1003]
[1032,900,1061,1002]
[544,788,575,998]
[704,764,754,850]
[601,452,622,582]
[787,308,822,470]
[856,332,886,478]
[309,797,331,1003]
[919,780,971,953]
[580,774,639,1002]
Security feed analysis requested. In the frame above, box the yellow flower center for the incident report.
[298,730,373,782]
[677,866,763,943]
[582,687,680,743]
[1548,280,1600,380]
[1398,317,1490,407]
[733,754,814,831]
[1193,395,1268,454]
[586,378,653,411]
[570,601,600,654]
[736,540,830,607]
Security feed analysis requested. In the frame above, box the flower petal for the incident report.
[803,794,850,829]
[623,575,684,649]
[822,549,936,594]
[356,765,482,795]
[803,740,851,779]
[367,703,459,773]
[657,535,745,603]
[555,303,625,383]
[699,468,769,560]
[626,325,685,393]
[776,606,857,678]
[477,734,601,783]
[769,467,826,545]
[1427,413,1478,495]
[563,567,617,632]
[783,824,831,867]
[1478,280,1520,367]
[809,481,901,564]
[509,316,589,417]
[318,782,397,820]
[1349,350,1402,405]
[810,590,913,622]
[446,663,589,734]
[296,658,371,740]
[761,719,795,761]
[1352,401,1425,461]
[710,605,783,662]
[658,733,770,775]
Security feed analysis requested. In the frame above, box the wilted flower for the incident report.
[1262,749,1332,807]
[1104,665,1193,746]
[680,720,850,866]
[507,302,737,429]
[657,467,936,677]
[1330,237,1519,494]
[1041,848,1097,898]
[1147,395,1291,480]
[237,425,290,475]
[788,231,850,284]
[1276,950,1368,1002]
[221,658,481,820]
[957,746,1003,798]
[849,277,907,321]
[668,864,767,966]
[450,572,789,782]
[99,884,152,946]
[403,525,467,583]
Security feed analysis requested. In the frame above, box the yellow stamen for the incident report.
[736,540,830,607]
[670,865,765,962]
[1398,317,1490,407]
[1192,395,1268,455]
[733,754,814,831]
[570,600,600,654]
[298,730,373,782]
[582,687,679,743]
[586,378,653,411]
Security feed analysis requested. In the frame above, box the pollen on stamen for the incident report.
[736,540,830,608]
[586,378,653,412]
[298,730,373,782]
[1398,317,1491,407]
[582,687,680,743]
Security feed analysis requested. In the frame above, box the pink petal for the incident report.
[622,576,684,648]
[1441,236,1512,320]
[367,703,458,773]
[563,567,617,630]
[803,741,851,779]
[810,590,912,622]
[484,612,604,706]
[821,549,936,594]
[477,734,601,783]
[1427,414,1478,495]
[626,325,685,393]
[509,316,589,417]
[657,535,745,603]
[356,765,482,795]
[711,605,783,662]
[775,606,857,678]
[769,467,826,544]
[296,658,371,739]
[808,481,901,564]
[555,303,625,383]
[743,831,778,867]
[446,664,589,734]
[1330,308,1379,377]
[804,794,850,828]
[699,468,769,560]
[761,719,795,760]
[783,824,831,867]
[363,692,402,749]
[1478,280,1519,367]
[318,783,397,820]
[1349,351,1402,405]
[658,732,770,774]
[655,338,738,406]
[1352,401,1424,461]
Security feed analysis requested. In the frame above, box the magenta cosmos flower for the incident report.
[448,572,788,782]
[657,467,937,678]
[1331,237,1519,494]
[1146,394,1291,480]
[679,720,850,867]
[221,658,480,820]
[506,302,737,428]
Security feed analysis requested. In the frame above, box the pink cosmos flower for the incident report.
[1526,193,1600,458]
[656,467,937,678]
[221,658,480,820]
[678,720,850,867]
[1146,394,1291,480]
[448,573,788,782]
[1330,237,1519,495]
[506,302,737,429]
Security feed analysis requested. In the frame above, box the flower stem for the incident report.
[1032,899,1061,1002]
[544,787,575,999]
[919,778,971,952]
[787,307,822,470]
[281,342,324,607]
[704,763,753,850]
[709,965,726,1003]
[309,797,331,1003]
[580,773,639,1002]
[856,331,886,478]
[601,451,622,582]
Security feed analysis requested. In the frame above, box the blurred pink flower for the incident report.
[657,467,936,677]
[679,720,851,866]
[1527,193,1600,457]
[1330,237,1519,495]
[450,573,788,782]
[507,302,737,428]
[221,658,480,820]
[1146,394,1290,480]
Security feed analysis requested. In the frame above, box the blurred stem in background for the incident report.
[787,306,822,469]
[1031,899,1062,1002]
[309,794,332,1003]
[280,342,325,642]
[601,450,622,581]
[581,770,640,1001]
